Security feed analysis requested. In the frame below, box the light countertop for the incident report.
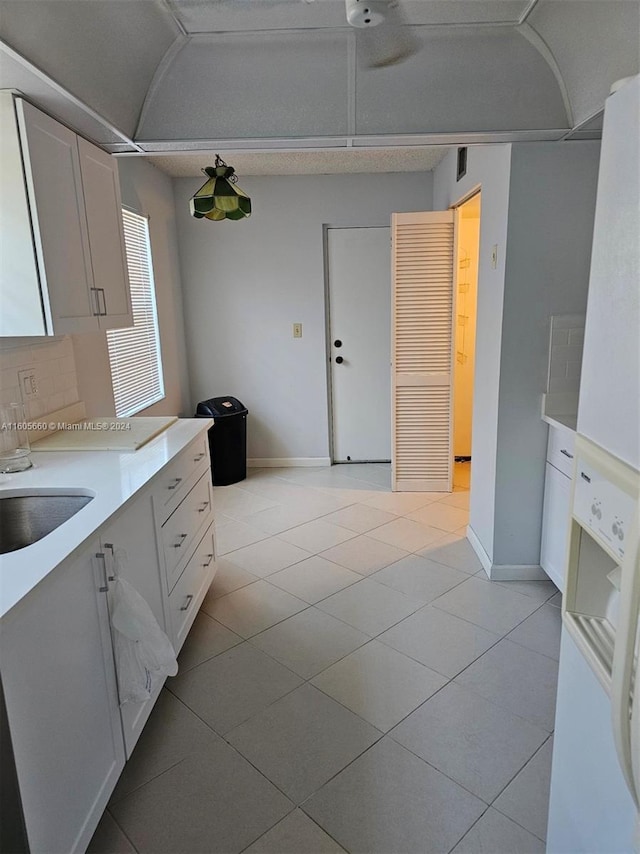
[542,412,577,433]
[541,392,578,434]
[0,418,211,619]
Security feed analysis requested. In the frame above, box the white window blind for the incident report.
[107,209,164,417]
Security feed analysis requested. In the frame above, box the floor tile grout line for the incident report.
[429,584,558,640]
[382,717,549,828]
[506,630,562,663]
[217,485,471,544]
[115,469,555,851]
[489,732,554,844]
[444,802,493,854]
[234,805,300,854]
[373,614,503,681]
[104,806,142,852]
[163,682,305,806]
[108,753,189,808]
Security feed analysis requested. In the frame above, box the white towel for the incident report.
[110,571,178,705]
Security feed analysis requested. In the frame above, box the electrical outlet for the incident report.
[18,369,39,401]
[491,244,498,270]
[293,323,303,339]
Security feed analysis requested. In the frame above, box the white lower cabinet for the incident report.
[540,426,575,591]
[0,538,125,854]
[153,443,217,653]
[0,426,216,852]
[169,523,216,650]
[99,493,167,758]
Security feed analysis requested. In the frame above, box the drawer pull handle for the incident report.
[560,449,574,459]
[96,551,116,592]
[180,594,194,612]
[174,533,188,548]
[168,477,183,490]
[96,552,109,592]
[203,554,214,567]
[198,501,210,513]
[194,452,205,462]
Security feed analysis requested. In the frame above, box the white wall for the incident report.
[435,141,601,573]
[174,171,433,462]
[494,142,600,567]
[434,145,512,563]
[73,157,190,418]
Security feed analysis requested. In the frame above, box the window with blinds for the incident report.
[106,209,165,416]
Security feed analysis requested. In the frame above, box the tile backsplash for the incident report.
[547,314,586,394]
[0,337,79,418]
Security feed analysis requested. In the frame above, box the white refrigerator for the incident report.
[546,75,640,853]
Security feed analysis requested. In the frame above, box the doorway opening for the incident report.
[453,192,480,490]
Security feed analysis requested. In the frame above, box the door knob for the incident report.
[335,356,344,364]
[334,339,343,348]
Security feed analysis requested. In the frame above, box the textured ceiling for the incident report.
[0,0,638,155]
[143,146,449,176]
[164,0,531,33]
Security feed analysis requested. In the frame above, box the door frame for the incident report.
[450,185,481,492]
[322,222,392,464]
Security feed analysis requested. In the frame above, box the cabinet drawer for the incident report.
[161,472,212,590]
[169,525,216,652]
[547,426,576,478]
[155,435,209,511]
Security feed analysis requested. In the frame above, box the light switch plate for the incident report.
[18,369,39,400]
[293,323,303,338]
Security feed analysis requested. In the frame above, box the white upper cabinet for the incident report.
[77,137,132,330]
[0,94,132,336]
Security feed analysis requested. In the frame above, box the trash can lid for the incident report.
[196,396,248,418]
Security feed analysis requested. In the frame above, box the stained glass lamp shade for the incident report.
[190,157,252,222]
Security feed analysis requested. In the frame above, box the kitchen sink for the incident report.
[0,493,94,554]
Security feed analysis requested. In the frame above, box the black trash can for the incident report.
[195,396,248,486]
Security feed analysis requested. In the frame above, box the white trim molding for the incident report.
[247,457,331,468]
[466,525,548,581]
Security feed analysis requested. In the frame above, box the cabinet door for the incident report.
[16,99,98,334]
[101,492,167,757]
[0,540,125,853]
[540,462,572,592]
[78,137,133,330]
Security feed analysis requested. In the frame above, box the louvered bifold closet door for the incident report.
[391,211,455,492]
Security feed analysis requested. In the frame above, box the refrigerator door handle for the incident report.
[611,524,640,811]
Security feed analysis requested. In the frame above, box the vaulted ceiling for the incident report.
[0,0,637,172]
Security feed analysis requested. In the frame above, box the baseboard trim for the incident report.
[247,457,331,468]
[488,564,549,582]
[466,525,492,574]
[466,526,547,581]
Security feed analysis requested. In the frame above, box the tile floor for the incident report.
[89,462,560,854]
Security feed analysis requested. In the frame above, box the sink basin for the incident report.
[0,493,93,554]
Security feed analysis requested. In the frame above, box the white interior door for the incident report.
[327,226,391,462]
[391,211,456,492]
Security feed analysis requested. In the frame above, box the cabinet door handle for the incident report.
[198,501,209,513]
[174,533,188,548]
[90,287,100,317]
[203,554,214,567]
[168,477,182,490]
[180,594,194,612]
[193,452,205,462]
[97,288,107,316]
[560,449,574,459]
[96,552,109,592]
